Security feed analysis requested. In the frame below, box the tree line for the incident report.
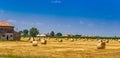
[19,27,120,39]
[19,27,39,38]
[19,27,65,38]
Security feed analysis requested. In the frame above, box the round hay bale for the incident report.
[32,41,38,46]
[58,39,63,42]
[97,42,106,49]
[28,37,31,41]
[55,38,57,40]
[30,38,34,43]
[118,39,120,43]
[41,39,47,45]
[105,40,109,43]
[38,37,41,40]
[98,39,103,43]
[83,39,86,41]
[65,38,69,40]
[70,39,74,42]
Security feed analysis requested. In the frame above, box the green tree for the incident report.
[74,34,81,37]
[19,31,23,36]
[56,32,62,36]
[23,29,29,37]
[29,27,39,38]
[50,31,55,36]
[19,31,22,33]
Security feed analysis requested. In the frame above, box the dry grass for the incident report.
[0,38,120,58]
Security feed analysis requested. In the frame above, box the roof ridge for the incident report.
[0,21,14,27]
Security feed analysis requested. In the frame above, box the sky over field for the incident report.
[0,0,120,36]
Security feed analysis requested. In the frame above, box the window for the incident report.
[10,35,13,37]
[2,35,5,37]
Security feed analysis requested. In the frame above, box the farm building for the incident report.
[0,21,21,40]
[37,34,46,37]
[64,34,74,37]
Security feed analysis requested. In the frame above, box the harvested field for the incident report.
[0,38,120,58]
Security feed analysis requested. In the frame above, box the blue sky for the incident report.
[0,0,120,36]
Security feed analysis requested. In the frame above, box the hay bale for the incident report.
[38,37,41,40]
[58,39,63,42]
[30,38,34,43]
[41,39,47,45]
[32,41,38,46]
[98,39,103,43]
[55,38,57,40]
[70,39,74,42]
[105,40,109,43]
[118,39,120,43]
[97,42,106,49]
[27,37,30,39]
[83,39,86,41]
[65,38,69,40]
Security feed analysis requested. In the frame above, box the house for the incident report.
[40,34,46,37]
[37,34,46,37]
[64,34,74,37]
[0,21,21,40]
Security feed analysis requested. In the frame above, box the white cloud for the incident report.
[51,0,62,4]
[6,19,16,23]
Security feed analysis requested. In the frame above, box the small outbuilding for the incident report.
[0,21,20,40]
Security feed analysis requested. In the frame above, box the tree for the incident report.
[56,32,62,36]
[29,27,39,38]
[19,30,23,34]
[74,34,81,37]
[19,31,23,33]
[18,30,24,37]
[23,29,29,37]
[50,31,55,36]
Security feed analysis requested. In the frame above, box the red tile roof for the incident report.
[0,21,14,27]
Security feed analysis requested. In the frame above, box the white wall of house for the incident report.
[1,33,13,40]
[37,34,46,37]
